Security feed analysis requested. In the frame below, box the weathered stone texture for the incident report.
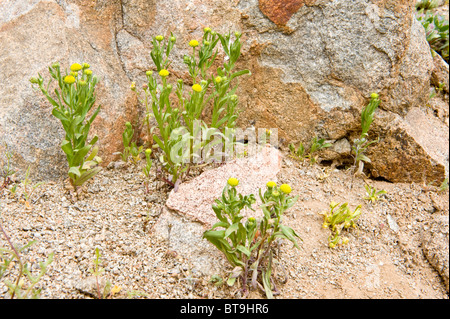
[0,0,448,184]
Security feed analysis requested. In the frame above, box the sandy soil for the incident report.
[0,150,448,299]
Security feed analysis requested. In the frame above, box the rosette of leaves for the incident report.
[30,63,101,190]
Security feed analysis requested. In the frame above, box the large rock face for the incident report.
[0,0,448,184]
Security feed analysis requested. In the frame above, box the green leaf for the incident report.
[225,222,239,238]
[68,166,81,177]
[236,245,251,257]
[61,139,73,156]
[262,254,274,299]
[279,224,301,249]
[73,167,101,186]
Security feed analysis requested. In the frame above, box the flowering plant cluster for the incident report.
[30,63,102,190]
[203,178,300,298]
[321,201,361,248]
[132,28,250,186]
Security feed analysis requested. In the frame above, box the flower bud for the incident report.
[155,35,164,42]
[146,70,153,76]
[170,36,176,42]
[204,27,212,33]
[29,77,39,84]
[130,82,136,91]
[82,63,90,69]
[370,92,379,99]
[227,177,239,187]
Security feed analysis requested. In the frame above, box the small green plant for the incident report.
[21,166,45,209]
[351,93,380,180]
[429,82,446,99]
[0,143,16,191]
[30,62,102,191]
[439,177,449,192]
[203,178,301,298]
[133,28,250,186]
[289,142,306,161]
[321,202,361,248]
[120,122,134,162]
[88,247,112,299]
[0,219,53,299]
[289,136,332,165]
[416,7,449,62]
[363,184,387,203]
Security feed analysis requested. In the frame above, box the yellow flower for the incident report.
[192,83,202,93]
[130,82,136,91]
[145,148,152,156]
[70,63,82,72]
[111,285,122,295]
[266,181,276,188]
[64,75,76,84]
[155,35,164,41]
[159,69,169,77]
[370,92,379,99]
[189,39,199,47]
[280,184,292,194]
[204,27,212,33]
[227,177,239,187]
[215,76,222,83]
[84,69,93,76]
[82,63,90,69]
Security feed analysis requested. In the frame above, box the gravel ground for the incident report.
[0,151,448,299]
